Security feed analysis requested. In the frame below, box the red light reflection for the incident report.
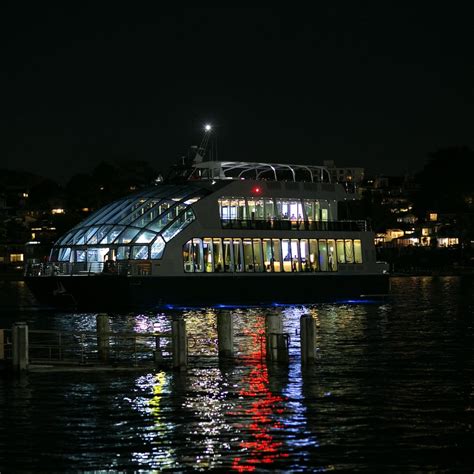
[231,318,289,472]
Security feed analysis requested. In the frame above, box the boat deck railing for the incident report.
[221,218,368,232]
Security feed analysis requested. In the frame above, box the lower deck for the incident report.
[25,273,390,310]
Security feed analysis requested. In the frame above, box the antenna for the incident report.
[195,123,217,162]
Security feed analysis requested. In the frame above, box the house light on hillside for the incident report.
[51,208,65,215]
[429,213,438,221]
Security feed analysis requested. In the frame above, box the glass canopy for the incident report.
[51,184,209,262]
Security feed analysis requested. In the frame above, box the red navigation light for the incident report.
[252,186,262,195]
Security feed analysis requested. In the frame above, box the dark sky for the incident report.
[2,4,473,182]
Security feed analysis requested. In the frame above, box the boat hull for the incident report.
[25,273,390,310]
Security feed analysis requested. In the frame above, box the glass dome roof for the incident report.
[52,183,209,261]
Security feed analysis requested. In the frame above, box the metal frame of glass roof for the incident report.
[189,161,331,183]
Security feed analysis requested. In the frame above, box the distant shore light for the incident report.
[204,124,212,132]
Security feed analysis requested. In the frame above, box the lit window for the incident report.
[51,208,65,215]
[429,213,438,221]
[10,253,24,262]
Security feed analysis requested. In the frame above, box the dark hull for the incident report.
[25,273,390,310]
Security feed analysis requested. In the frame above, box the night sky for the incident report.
[2,4,473,182]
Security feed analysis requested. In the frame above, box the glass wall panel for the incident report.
[117,246,130,260]
[91,225,113,244]
[304,200,315,221]
[150,237,165,259]
[233,238,243,272]
[223,238,233,272]
[327,239,337,271]
[252,239,263,272]
[300,239,310,272]
[320,201,329,221]
[345,239,354,263]
[192,238,204,272]
[183,240,193,272]
[219,198,230,219]
[309,239,318,271]
[264,199,275,220]
[263,239,273,272]
[243,239,254,272]
[127,199,168,226]
[336,239,346,263]
[291,239,300,272]
[354,239,363,263]
[72,228,88,245]
[282,239,292,272]
[272,239,282,272]
[319,239,328,271]
[213,238,224,272]
[131,245,149,260]
[87,247,109,262]
[247,199,264,220]
[76,250,86,262]
[230,198,247,219]
[203,238,213,272]
[58,247,71,262]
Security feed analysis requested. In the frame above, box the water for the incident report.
[0,277,473,472]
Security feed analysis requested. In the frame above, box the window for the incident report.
[354,240,363,263]
[117,246,130,260]
[336,239,345,263]
[300,239,310,272]
[243,239,254,272]
[252,239,264,272]
[272,239,282,272]
[233,238,244,272]
[319,239,328,271]
[291,239,300,272]
[223,238,233,272]
[309,239,319,271]
[203,238,213,272]
[213,239,224,272]
[345,239,354,263]
[282,239,292,272]
[131,245,149,260]
[327,239,337,271]
[10,253,24,262]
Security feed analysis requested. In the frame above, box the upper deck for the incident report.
[187,160,332,183]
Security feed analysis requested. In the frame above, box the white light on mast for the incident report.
[204,124,212,132]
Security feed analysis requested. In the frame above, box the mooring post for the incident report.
[300,313,316,365]
[172,316,187,370]
[265,314,288,363]
[96,313,110,362]
[217,312,234,359]
[12,322,29,372]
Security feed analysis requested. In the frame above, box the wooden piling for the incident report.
[12,322,29,372]
[265,314,288,363]
[300,314,316,365]
[217,312,234,358]
[172,316,187,370]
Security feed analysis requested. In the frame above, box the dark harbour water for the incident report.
[0,277,473,472]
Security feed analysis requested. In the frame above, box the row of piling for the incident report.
[2,313,317,373]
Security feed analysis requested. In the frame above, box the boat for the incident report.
[25,134,389,309]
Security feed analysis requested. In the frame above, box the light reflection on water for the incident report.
[0,276,473,471]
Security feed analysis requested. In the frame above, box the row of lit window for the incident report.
[183,237,363,273]
[218,197,335,221]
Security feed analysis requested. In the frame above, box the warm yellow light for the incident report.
[51,208,65,215]
[10,253,24,262]
[429,213,438,221]
[82,207,90,212]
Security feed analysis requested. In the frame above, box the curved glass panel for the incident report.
[162,209,195,242]
[100,225,126,244]
[134,230,157,244]
[115,227,140,244]
[151,237,166,259]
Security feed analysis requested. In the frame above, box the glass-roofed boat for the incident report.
[25,134,390,309]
